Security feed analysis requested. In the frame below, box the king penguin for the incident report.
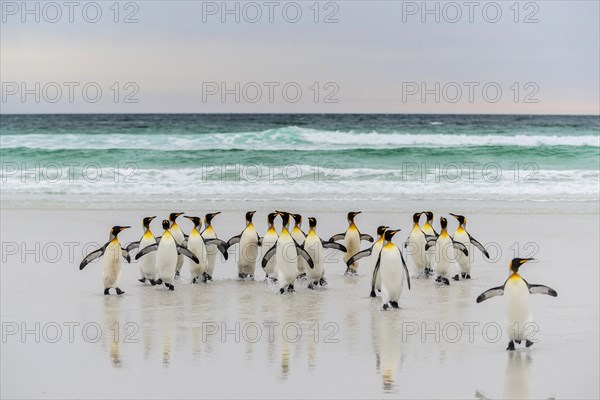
[421,211,438,276]
[476,258,557,350]
[330,211,374,275]
[228,211,261,280]
[261,212,314,294]
[449,213,490,280]
[80,225,131,295]
[404,212,428,278]
[425,217,468,285]
[371,229,411,310]
[261,212,279,280]
[291,213,308,278]
[135,220,199,291]
[304,217,347,289]
[201,212,222,282]
[184,216,229,283]
[345,225,388,297]
[125,216,159,285]
[167,212,186,277]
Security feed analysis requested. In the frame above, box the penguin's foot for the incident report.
[435,276,442,283]
[344,267,358,276]
[452,274,460,281]
[308,283,315,290]
[175,270,180,277]
[382,303,389,311]
[390,301,399,309]
[104,288,110,295]
[164,282,170,288]
[150,279,157,286]
[202,274,208,283]
[248,274,254,281]
[442,278,450,286]
[287,284,295,293]
[506,341,515,351]
[525,340,534,348]
[168,284,175,291]
[466,274,471,279]
[116,288,124,295]
[156,279,163,285]
[515,340,522,345]
[370,290,377,298]
[319,277,328,286]
[192,277,197,284]
[279,288,285,294]
[139,278,146,283]
[238,272,247,279]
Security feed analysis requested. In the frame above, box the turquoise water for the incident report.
[1,114,599,207]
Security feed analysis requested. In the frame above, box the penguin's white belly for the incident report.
[277,238,298,287]
[380,249,404,303]
[202,230,218,276]
[344,230,361,267]
[504,280,532,340]
[304,236,324,282]
[238,229,259,275]
[102,242,122,288]
[453,231,471,273]
[407,231,426,272]
[138,236,157,280]
[157,237,177,285]
[171,228,185,271]
[187,235,208,279]
[292,231,307,274]
[261,233,279,277]
[434,237,454,276]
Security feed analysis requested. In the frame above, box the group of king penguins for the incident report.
[80,210,558,350]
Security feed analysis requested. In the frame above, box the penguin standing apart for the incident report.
[185,216,229,283]
[304,217,347,289]
[80,226,131,295]
[291,214,308,278]
[449,213,490,280]
[425,217,468,285]
[167,212,186,277]
[228,211,261,280]
[261,212,279,280]
[135,220,199,291]
[404,212,428,278]
[421,211,438,276]
[371,229,411,310]
[476,258,557,350]
[261,212,314,294]
[201,212,222,281]
[345,226,389,297]
[125,216,159,285]
[330,211,374,275]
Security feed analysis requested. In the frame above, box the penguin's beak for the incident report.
[118,226,130,232]
[449,213,460,219]
[520,258,536,264]
[184,216,194,221]
[149,216,157,220]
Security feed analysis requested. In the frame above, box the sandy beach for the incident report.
[1,207,598,399]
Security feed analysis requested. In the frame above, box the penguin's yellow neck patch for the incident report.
[143,230,154,240]
[204,225,214,234]
[348,223,358,232]
[384,242,395,249]
[110,238,119,245]
[267,226,276,235]
[423,223,434,234]
[456,226,466,234]
[377,236,384,244]
[190,229,200,237]
[440,230,449,238]
[308,228,316,236]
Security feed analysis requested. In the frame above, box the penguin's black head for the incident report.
[347,211,361,222]
[412,212,422,224]
[510,258,536,273]
[162,220,170,230]
[184,215,202,228]
[308,217,317,229]
[278,211,290,226]
[111,226,130,237]
[245,211,256,223]
[440,217,447,230]
[143,216,156,228]
[267,212,278,225]
[384,229,400,241]
[205,212,220,224]
[376,225,389,236]
[292,213,302,226]
[423,211,434,222]
[169,212,184,222]
[450,213,466,226]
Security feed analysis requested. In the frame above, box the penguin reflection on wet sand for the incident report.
[79,225,131,295]
[476,258,557,350]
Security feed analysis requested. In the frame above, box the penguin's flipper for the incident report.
[181,239,188,248]
[424,238,437,251]
[321,240,347,252]
[296,245,314,269]
[125,241,140,253]
[120,248,131,263]
[346,247,372,267]
[227,234,242,247]
[371,252,382,294]
[155,236,162,244]
[177,245,199,264]
[452,241,469,256]
[329,233,345,242]
[204,238,229,260]
[184,233,189,240]
[476,285,505,303]
[261,245,277,269]
[469,235,490,258]
[135,244,158,260]
[360,233,374,243]
[399,249,411,290]
[79,245,106,270]
[525,280,558,297]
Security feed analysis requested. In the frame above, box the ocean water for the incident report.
[1,114,598,210]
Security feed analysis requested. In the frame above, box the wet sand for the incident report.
[1,209,598,399]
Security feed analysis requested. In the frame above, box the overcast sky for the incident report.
[1,0,598,114]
